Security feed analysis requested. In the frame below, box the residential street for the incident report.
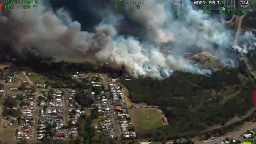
[101,75,122,138]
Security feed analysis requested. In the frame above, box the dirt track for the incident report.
[195,121,256,144]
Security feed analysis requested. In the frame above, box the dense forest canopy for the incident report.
[122,62,256,138]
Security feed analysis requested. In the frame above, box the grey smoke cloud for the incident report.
[0,0,255,79]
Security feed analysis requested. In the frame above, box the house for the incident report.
[162,116,168,123]
[23,128,29,133]
[115,106,122,111]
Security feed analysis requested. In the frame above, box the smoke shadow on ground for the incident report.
[0,46,124,78]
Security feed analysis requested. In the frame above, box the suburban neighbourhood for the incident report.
[0,66,256,144]
[0,67,171,144]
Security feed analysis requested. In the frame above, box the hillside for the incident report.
[242,12,256,30]
[121,57,256,138]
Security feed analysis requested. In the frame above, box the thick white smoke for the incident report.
[0,0,255,79]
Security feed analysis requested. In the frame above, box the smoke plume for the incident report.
[0,0,255,79]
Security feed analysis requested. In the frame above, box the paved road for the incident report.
[233,14,256,80]
[200,13,255,134]
[222,15,235,24]
[220,0,236,24]
[234,15,246,45]
[23,71,39,141]
[100,74,109,91]
[198,123,256,144]
[100,75,122,138]
[202,137,224,144]
[108,98,122,138]
[63,90,68,125]
[196,13,256,144]
[202,107,256,134]
[23,71,33,85]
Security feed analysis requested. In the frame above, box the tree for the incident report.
[45,123,56,138]
[83,116,93,144]
[221,121,226,126]
[151,129,167,142]
[91,109,99,120]
[17,140,28,144]
[75,91,93,107]
[121,67,256,138]
[42,137,53,144]
[74,137,82,144]
[2,107,20,117]
[0,83,4,90]
[3,97,17,108]
[92,132,113,144]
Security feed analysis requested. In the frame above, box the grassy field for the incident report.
[121,87,132,107]
[129,108,164,135]
[28,72,47,84]
[4,74,23,96]
[5,91,23,97]
[121,86,164,135]
[4,76,23,89]
[2,122,18,143]
[84,108,91,117]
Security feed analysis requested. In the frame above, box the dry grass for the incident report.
[2,122,18,143]
[0,64,11,69]
[202,107,256,133]
[121,86,133,107]
[84,108,91,117]
[219,86,241,104]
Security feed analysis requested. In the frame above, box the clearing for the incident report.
[121,86,133,107]
[27,72,47,84]
[2,122,18,143]
[129,108,164,135]
[121,85,164,135]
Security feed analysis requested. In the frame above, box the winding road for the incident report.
[222,15,235,24]
[234,15,246,45]
[233,14,256,79]
[195,13,256,144]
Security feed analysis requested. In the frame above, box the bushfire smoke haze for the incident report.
[0,0,255,79]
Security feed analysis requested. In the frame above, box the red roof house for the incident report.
[162,116,168,123]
